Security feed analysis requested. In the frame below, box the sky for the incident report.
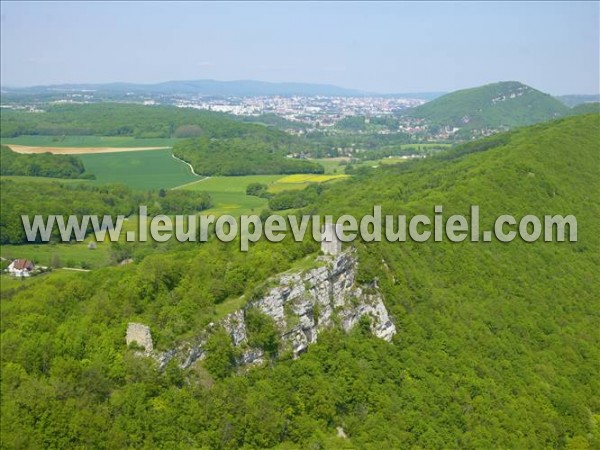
[1,1,598,95]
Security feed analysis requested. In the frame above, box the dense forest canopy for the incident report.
[0,103,291,140]
[404,81,570,129]
[335,115,400,132]
[0,114,598,448]
[173,137,324,176]
[0,180,211,244]
[0,145,89,179]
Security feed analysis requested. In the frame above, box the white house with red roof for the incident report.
[7,259,35,277]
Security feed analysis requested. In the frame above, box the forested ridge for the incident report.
[173,137,324,176]
[0,103,289,140]
[1,115,599,448]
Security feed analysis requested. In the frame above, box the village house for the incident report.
[7,259,35,277]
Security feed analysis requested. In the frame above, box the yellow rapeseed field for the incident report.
[276,174,349,184]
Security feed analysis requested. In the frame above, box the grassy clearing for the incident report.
[310,158,350,174]
[379,156,410,165]
[203,192,268,216]
[80,149,199,190]
[179,175,284,193]
[1,241,111,269]
[213,295,247,320]
[179,173,351,216]
[179,175,283,216]
[1,135,177,148]
[267,183,310,193]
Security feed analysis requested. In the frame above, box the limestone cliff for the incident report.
[127,249,396,369]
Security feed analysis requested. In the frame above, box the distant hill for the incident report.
[404,81,570,129]
[569,102,600,115]
[3,79,367,98]
[2,80,448,100]
[556,94,600,107]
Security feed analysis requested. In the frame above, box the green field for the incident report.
[276,174,348,183]
[180,175,283,216]
[311,158,350,174]
[1,151,202,190]
[0,135,177,148]
[180,173,351,216]
[1,135,198,190]
[312,153,450,174]
[80,149,199,190]
[378,156,410,165]
[1,240,111,269]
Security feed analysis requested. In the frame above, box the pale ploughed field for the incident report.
[5,144,170,155]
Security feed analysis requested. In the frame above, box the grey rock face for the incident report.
[252,250,396,357]
[222,310,247,346]
[126,323,154,353]
[129,249,396,369]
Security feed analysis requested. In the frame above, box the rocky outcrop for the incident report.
[130,249,396,369]
[247,250,395,359]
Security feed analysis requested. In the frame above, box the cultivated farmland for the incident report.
[80,149,199,190]
[0,135,177,148]
[276,174,348,184]
[179,173,351,216]
[179,175,283,216]
[5,144,170,155]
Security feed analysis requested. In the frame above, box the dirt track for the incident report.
[5,144,171,155]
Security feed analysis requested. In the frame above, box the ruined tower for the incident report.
[321,222,342,256]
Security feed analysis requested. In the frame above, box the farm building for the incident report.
[7,259,35,277]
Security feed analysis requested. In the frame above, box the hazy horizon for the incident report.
[1,1,598,95]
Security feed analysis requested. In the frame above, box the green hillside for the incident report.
[556,94,600,108]
[570,102,600,116]
[307,113,600,446]
[405,81,569,130]
[1,115,598,448]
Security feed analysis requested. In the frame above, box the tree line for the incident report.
[0,145,92,179]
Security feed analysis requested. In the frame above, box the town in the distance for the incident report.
[4,79,597,143]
